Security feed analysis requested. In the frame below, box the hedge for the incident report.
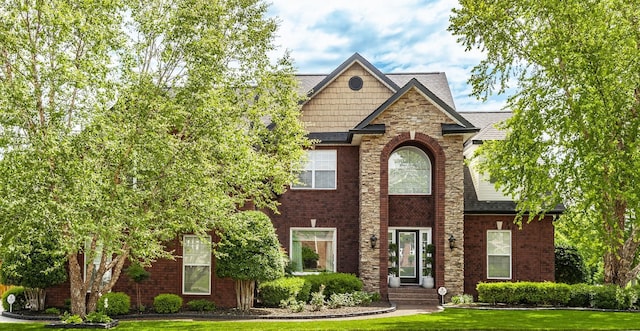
[477,282,640,310]
[302,273,363,299]
[2,287,26,311]
[153,294,183,313]
[258,277,311,307]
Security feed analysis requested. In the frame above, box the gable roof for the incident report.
[460,111,512,144]
[353,78,477,133]
[302,53,399,103]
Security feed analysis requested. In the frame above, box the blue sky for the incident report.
[267,0,506,112]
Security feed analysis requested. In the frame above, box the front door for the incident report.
[397,230,419,284]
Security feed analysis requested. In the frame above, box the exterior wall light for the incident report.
[370,234,378,249]
[448,234,456,250]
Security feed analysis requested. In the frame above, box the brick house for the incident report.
[47,53,559,308]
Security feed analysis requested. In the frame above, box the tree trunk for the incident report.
[23,288,45,311]
[68,253,88,318]
[234,279,255,311]
[603,199,640,287]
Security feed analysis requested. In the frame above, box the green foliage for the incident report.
[97,292,131,316]
[153,294,183,314]
[309,285,326,311]
[555,246,589,285]
[84,311,112,323]
[258,277,310,307]
[450,0,640,287]
[216,211,286,282]
[567,283,593,307]
[302,273,363,299]
[186,299,216,312]
[0,0,309,317]
[477,282,570,306]
[60,312,83,324]
[45,307,61,315]
[388,243,399,276]
[451,294,474,305]
[126,263,150,284]
[2,287,26,311]
[301,246,320,269]
[0,238,67,290]
[279,297,305,313]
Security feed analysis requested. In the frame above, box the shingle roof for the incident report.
[460,111,512,142]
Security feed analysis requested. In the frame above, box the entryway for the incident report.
[388,228,432,286]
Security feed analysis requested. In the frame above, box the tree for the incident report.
[0,237,67,311]
[449,0,640,286]
[555,245,588,284]
[125,262,150,311]
[215,211,286,310]
[0,0,308,317]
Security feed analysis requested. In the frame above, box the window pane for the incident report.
[389,147,431,194]
[487,232,511,255]
[315,170,335,188]
[184,266,210,294]
[292,170,312,188]
[183,235,211,294]
[488,256,510,278]
[291,229,335,272]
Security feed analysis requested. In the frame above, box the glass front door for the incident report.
[397,230,419,284]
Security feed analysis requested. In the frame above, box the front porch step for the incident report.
[388,287,440,306]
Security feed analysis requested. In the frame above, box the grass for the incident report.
[5,308,640,330]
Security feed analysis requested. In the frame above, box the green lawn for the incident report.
[6,308,640,330]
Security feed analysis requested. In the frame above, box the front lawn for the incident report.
[5,308,640,330]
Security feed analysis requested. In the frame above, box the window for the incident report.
[388,146,431,194]
[487,230,512,279]
[292,150,336,189]
[290,228,336,273]
[183,235,212,295]
[84,241,111,291]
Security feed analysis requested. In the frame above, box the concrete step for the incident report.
[388,287,440,306]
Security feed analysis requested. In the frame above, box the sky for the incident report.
[266,0,506,112]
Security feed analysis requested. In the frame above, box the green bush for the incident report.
[591,284,619,309]
[153,294,183,313]
[97,292,130,316]
[186,299,216,312]
[302,273,363,299]
[2,287,26,311]
[568,283,593,307]
[477,282,570,306]
[44,307,61,315]
[555,246,589,284]
[84,311,112,323]
[259,277,311,307]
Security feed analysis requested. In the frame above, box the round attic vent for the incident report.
[348,76,363,91]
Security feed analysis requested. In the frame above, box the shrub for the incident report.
[451,294,474,304]
[477,282,570,306]
[555,246,589,284]
[44,307,61,315]
[186,299,216,312]
[279,297,305,313]
[259,277,310,307]
[97,292,130,316]
[351,291,374,306]
[2,287,26,311]
[309,285,326,311]
[85,311,112,323]
[60,312,83,324]
[302,273,363,299]
[568,283,593,307]
[153,294,183,313]
[327,293,356,308]
[591,284,619,309]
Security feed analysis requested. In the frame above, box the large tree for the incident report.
[449,0,640,286]
[0,0,308,317]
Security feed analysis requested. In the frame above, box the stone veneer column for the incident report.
[358,136,383,294]
[442,139,464,297]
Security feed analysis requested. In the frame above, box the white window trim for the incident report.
[289,227,337,275]
[388,146,432,195]
[292,150,337,190]
[487,230,512,280]
[182,235,212,295]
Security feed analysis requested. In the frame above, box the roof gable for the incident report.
[303,53,400,102]
[354,78,476,131]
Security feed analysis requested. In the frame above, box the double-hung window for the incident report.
[292,150,337,189]
[290,228,336,273]
[487,230,512,279]
[84,241,111,291]
[183,235,212,295]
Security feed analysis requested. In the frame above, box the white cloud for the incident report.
[267,0,507,111]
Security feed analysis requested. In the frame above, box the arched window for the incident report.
[388,146,432,195]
